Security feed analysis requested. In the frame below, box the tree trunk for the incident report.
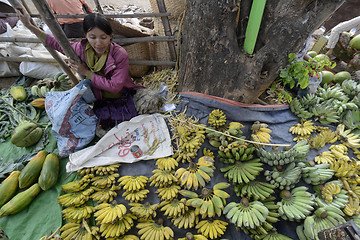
[178,0,345,104]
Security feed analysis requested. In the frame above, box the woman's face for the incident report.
[86,27,112,57]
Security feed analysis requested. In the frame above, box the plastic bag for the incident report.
[45,79,97,157]
[67,113,173,172]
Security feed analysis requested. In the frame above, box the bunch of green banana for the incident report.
[206,121,245,148]
[58,188,94,207]
[180,182,230,218]
[93,200,127,225]
[136,218,174,240]
[316,187,349,210]
[171,208,199,229]
[129,202,158,219]
[289,98,314,120]
[208,109,227,128]
[224,198,269,229]
[277,186,315,221]
[159,198,188,217]
[311,104,340,125]
[31,73,72,97]
[90,185,121,203]
[218,143,256,164]
[298,162,334,185]
[122,189,149,203]
[195,219,228,239]
[257,232,293,240]
[100,213,136,238]
[351,214,360,229]
[174,156,214,190]
[149,169,178,187]
[264,162,302,190]
[220,158,263,184]
[118,175,148,192]
[91,173,119,188]
[302,206,346,240]
[251,121,272,144]
[343,108,360,130]
[91,164,121,175]
[234,181,275,201]
[178,232,208,240]
[61,174,94,193]
[257,140,309,166]
[155,157,179,170]
[156,184,181,201]
[61,205,93,223]
[60,221,100,240]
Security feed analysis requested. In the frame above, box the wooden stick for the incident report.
[0,12,171,18]
[7,0,79,85]
[93,0,103,14]
[156,0,177,62]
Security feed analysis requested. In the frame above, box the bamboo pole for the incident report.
[30,0,81,84]
[0,12,171,18]
[156,0,177,62]
[93,0,103,14]
[7,0,79,84]
[20,0,31,14]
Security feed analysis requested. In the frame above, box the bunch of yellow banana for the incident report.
[91,164,121,175]
[316,189,349,210]
[329,143,348,158]
[61,174,94,193]
[346,180,360,199]
[58,188,94,207]
[330,158,356,178]
[314,151,335,164]
[173,148,198,163]
[171,208,199,229]
[149,169,178,187]
[218,142,255,164]
[178,232,208,240]
[61,205,94,223]
[264,162,302,190]
[336,124,360,148]
[319,129,338,144]
[159,198,188,218]
[289,120,316,137]
[99,213,136,238]
[93,200,127,224]
[234,181,275,201]
[302,206,346,240]
[195,219,228,239]
[203,148,215,159]
[136,219,174,240]
[321,182,341,203]
[90,185,121,203]
[155,157,178,171]
[107,235,139,240]
[221,159,263,184]
[156,184,181,200]
[129,202,159,219]
[224,198,269,229]
[343,197,360,216]
[277,186,315,221]
[180,182,230,218]
[342,178,359,199]
[122,189,149,202]
[77,167,94,176]
[175,157,214,190]
[39,227,60,240]
[309,133,328,150]
[91,173,119,188]
[60,221,100,240]
[118,175,148,192]
[177,125,206,153]
[208,109,227,128]
[251,121,272,144]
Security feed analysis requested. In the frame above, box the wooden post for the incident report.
[93,0,103,14]
[156,0,177,62]
[7,0,79,85]
[20,0,32,14]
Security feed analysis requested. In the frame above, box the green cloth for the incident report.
[85,42,109,76]
[0,130,78,240]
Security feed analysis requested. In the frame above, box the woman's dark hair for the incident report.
[83,13,113,35]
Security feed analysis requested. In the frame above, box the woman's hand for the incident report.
[68,59,91,77]
[15,7,32,28]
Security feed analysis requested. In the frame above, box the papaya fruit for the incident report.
[0,183,41,218]
[38,153,59,191]
[11,122,43,147]
[29,98,46,109]
[0,171,21,208]
[9,86,27,102]
[19,150,48,189]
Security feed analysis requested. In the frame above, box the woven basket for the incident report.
[123,42,151,77]
[149,0,186,21]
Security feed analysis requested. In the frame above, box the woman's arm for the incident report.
[15,8,45,39]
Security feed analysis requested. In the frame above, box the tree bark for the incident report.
[178,0,345,104]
